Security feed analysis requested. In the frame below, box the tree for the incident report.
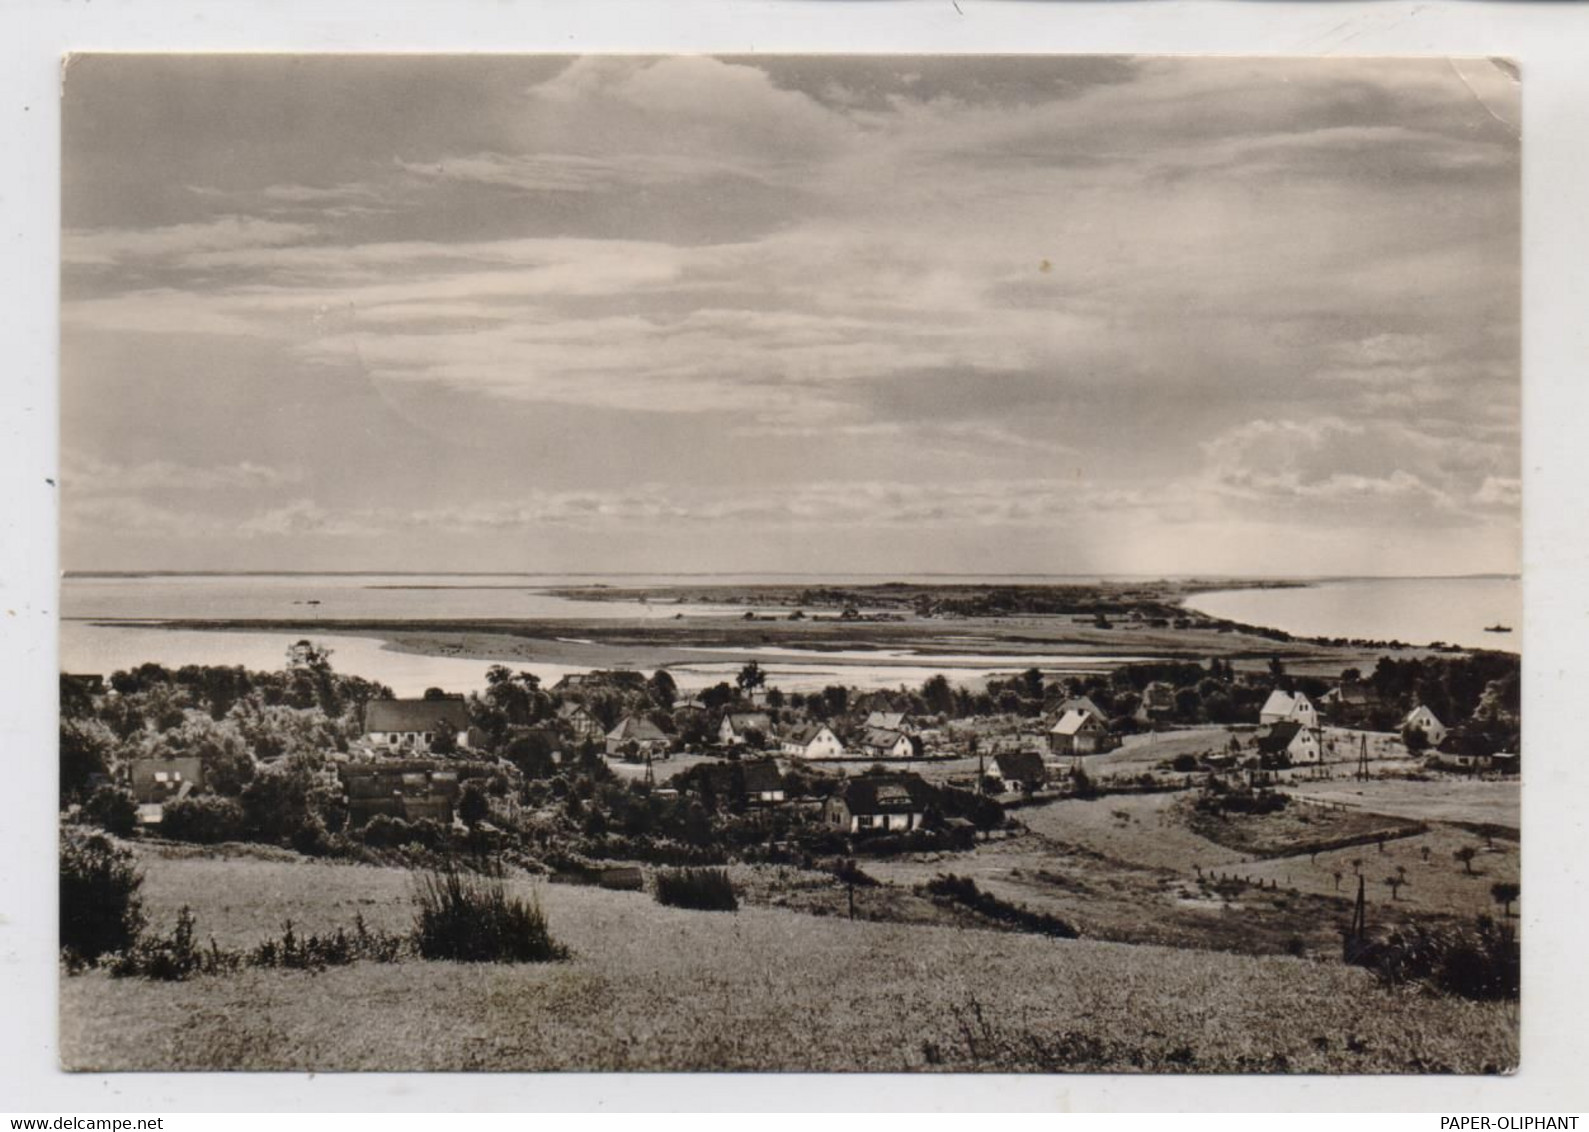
[59,830,144,966]
[430,719,459,756]
[83,785,139,837]
[1385,873,1405,901]
[1021,667,1046,700]
[1490,881,1520,917]
[505,730,558,780]
[59,717,118,807]
[1401,725,1430,755]
[285,639,341,716]
[647,669,678,710]
[458,780,490,828]
[1454,846,1479,875]
[736,662,767,693]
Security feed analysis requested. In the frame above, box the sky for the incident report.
[60,55,1521,577]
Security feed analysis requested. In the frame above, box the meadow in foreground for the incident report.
[60,850,1516,1074]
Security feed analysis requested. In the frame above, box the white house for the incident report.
[823,775,934,833]
[719,712,775,747]
[780,723,846,760]
[987,750,1048,794]
[1048,710,1113,756]
[1401,705,1448,748]
[604,715,671,758]
[739,759,787,804]
[1259,689,1319,728]
[1254,720,1321,763]
[859,728,920,760]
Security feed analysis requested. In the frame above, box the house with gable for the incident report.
[823,773,936,834]
[1054,696,1108,726]
[1048,709,1114,757]
[556,701,607,743]
[1253,720,1321,764]
[605,715,672,758]
[719,712,775,748]
[986,750,1048,794]
[858,728,922,760]
[1401,705,1448,748]
[780,722,846,760]
[1259,689,1319,729]
[863,711,917,734]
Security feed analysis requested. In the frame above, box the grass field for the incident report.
[1287,777,1520,832]
[60,849,1516,1073]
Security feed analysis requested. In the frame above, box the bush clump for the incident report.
[1348,916,1519,1001]
[82,786,139,837]
[925,873,1078,939]
[654,867,739,912]
[59,829,145,967]
[159,795,248,844]
[109,908,408,981]
[411,869,568,962]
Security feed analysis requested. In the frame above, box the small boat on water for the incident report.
[1484,623,1512,633]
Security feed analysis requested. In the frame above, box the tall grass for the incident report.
[411,869,569,962]
[654,867,739,912]
[1347,916,1519,1001]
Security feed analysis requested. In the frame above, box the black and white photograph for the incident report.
[54,52,1522,1076]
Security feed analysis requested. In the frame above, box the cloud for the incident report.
[58,55,1520,575]
[1199,417,1515,522]
[64,454,305,494]
[63,216,317,267]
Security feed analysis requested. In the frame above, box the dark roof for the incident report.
[365,698,471,734]
[785,723,833,745]
[608,715,669,742]
[1254,721,1305,754]
[991,751,1047,783]
[1328,681,1379,706]
[739,759,783,793]
[862,727,910,750]
[835,774,936,815]
[128,758,203,802]
[725,712,773,733]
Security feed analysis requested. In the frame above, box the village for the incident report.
[57,633,1520,1073]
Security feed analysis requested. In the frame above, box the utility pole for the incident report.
[1357,734,1370,781]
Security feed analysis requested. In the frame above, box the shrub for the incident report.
[239,768,311,843]
[159,795,247,844]
[654,867,739,912]
[411,869,568,962]
[458,780,490,828]
[60,830,144,967]
[924,873,1078,939]
[108,905,214,981]
[110,908,406,980]
[1348,916,1519,1001]
[289,814,333,857]
[83,786,139,837]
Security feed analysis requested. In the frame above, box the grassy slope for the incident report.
[59,852,1515,1073]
